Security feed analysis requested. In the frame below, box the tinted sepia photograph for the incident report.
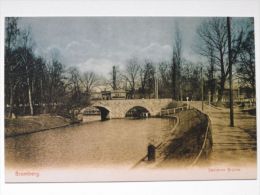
[4,17,256,182]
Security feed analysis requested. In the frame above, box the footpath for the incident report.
[190,102,256,166]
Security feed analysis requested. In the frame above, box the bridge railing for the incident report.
[160,106,189,116]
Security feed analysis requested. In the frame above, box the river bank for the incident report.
[133,108,212,169]
[5,114,70,137]
[157,109,211,167]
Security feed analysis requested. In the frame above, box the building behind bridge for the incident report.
[91,85,129,100]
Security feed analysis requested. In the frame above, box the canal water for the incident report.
[5,117,176,169]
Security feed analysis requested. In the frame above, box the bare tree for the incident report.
[124,58,140,98]
[139,60,155,98]
[181,60,201,100]
[5,18,20,117]
[21,29,35,115]
[9,28,36,116]
[171,24,182,100]
[140,62,148,97]
[82,71,98,93]
[47,58,65,107]
[67,67,82,97]
[158,61,171,98]
[197,18,243,102]
[237,19,255,91]
[32,56,47,107]
[206,45,217,102]
[5,18,19,50]
[197,18,228,102]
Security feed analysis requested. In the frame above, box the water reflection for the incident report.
[5,118,176,169]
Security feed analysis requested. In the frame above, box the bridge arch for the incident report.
[94,106,111,120]
[125,105,152,118]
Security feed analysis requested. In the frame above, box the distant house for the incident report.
[221,89,239,102]
[238,87,255,99]
[217,86,255,102]
[91,85,127,100]
[91,85,111,100]
[111,89,127,99]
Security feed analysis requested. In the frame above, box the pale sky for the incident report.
[17,17,251,76]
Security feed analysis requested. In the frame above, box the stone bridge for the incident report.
[82,99,172,120]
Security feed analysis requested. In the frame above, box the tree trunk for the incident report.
[8,86,14,118]
[218,78,225,102]
[218,50,225,103]
[40,78,43,106]
[172,63,177,100]
[210,79,215,102]
[28,78,34,115]
[132,81,135,99]
[210,88,214,102]
[180,83,183,102]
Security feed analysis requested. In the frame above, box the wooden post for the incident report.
[148,144,156,161]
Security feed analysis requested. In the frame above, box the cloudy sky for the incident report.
[18,17,206,76]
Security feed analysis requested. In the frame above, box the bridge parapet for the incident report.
[89,99,172,119]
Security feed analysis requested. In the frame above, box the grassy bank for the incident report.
[5,114,70,137]
[157,109,211,167]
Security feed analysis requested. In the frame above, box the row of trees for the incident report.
[103,57,202,100]
[121,18,255,103]
[5,17,255,118]
[5,18,100,118]
[197,18,255,102]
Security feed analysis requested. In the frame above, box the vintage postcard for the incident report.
[4,17,256,182]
